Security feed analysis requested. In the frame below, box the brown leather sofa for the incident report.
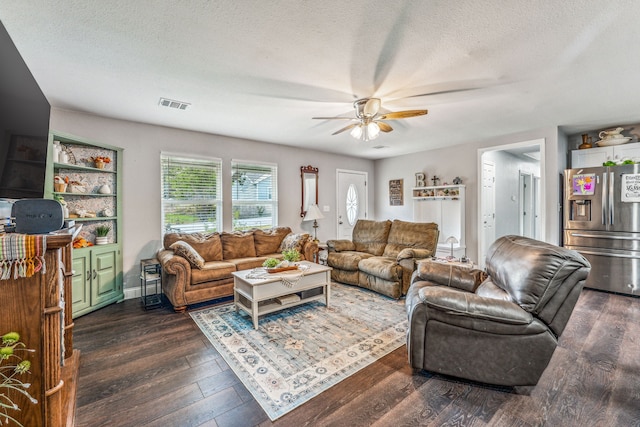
[406,235,590,386]
[326,219,439,299]
[157,227,318,312]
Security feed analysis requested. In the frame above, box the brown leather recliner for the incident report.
[406,235,591,386]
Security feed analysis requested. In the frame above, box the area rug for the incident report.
[190,283,407,420]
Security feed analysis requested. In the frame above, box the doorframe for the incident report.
[477,138,546,267]
[335,169,368,238]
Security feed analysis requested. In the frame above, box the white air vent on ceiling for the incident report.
[158,97,190,110]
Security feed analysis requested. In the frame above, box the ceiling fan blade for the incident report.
[363,98,381,117]
[376,121,393,132]
[332,123,360,135]
[312,116,355,120]
[377,109,428,120]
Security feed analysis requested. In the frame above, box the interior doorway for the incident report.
[477,139,545,267]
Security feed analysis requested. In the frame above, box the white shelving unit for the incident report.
[413,184,466,259]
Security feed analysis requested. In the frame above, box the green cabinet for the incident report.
[45,130,124,317]
[71,245,123,317]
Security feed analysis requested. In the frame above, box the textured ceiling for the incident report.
[2,1,640,159]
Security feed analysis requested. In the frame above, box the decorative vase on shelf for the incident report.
[95,236,108,245]
[95,160,105,169]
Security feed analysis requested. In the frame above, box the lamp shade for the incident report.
[303,204,324,221]
[445,236,459,245]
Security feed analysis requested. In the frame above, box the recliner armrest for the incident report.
[419,286,533,325]
[397,247,433,261]
[326,239,355,252]
[414,260,486,293]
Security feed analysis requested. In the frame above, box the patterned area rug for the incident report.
[190,283,407,420]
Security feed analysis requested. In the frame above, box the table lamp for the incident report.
[445,235,458,260]
[303,204,324,242]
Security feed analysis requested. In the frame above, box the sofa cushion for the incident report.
[358,256,403,281]
[170,241,205,269]
[164,232,223,262]
[253,227,291,256]
[383,220,439,258]
[352,219,392,256]
[278,232,310,254]
[221,231,257,259]
[327,251,373,271]
[190,261,237,285]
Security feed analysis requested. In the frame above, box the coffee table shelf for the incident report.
[232,261,332,329]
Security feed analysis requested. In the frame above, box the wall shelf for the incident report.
[413,184,466,259]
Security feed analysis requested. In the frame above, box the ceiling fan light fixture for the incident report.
[366,122,380,139]
[350,124,363,139]
[350,121,380,141]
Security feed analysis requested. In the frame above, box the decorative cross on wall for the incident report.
[431,175,440,186]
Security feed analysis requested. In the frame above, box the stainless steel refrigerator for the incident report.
[564,165,640,296]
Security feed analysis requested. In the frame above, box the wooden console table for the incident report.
[0,230,80,426]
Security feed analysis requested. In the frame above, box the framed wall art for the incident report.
[389,179,403,206]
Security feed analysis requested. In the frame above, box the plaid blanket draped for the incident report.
[0,234,47,280]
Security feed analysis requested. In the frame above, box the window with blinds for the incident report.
[231,160,278,230]
[161,153,222,234]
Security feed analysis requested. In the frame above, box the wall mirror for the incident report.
[301,165,319,217]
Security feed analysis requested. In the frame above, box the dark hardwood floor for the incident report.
[73,288,640,427]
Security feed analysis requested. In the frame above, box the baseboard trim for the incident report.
[124,284,161,301]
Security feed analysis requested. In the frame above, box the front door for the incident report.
[336,170,367,239]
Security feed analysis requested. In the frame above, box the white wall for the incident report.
[50,108,374,290]
[374,127,566,263]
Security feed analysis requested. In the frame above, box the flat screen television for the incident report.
[0,20,50,200]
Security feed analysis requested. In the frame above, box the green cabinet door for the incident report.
[71,252,90,314]
[92,245,119,306]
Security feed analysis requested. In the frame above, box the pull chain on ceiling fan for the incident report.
[313,98,428,141]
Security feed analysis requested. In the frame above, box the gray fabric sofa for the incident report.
[406,235,590,386]
[326,219,439,299]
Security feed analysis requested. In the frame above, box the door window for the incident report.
[346,184,358,226]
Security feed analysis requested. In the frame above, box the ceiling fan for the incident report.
[312,98,428,141]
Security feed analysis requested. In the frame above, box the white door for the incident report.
[336,170,367,239]
[481,160,496,261]
[519,172,533,238]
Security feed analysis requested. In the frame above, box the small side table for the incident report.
[317,242,328,265]
[140,258,163,310]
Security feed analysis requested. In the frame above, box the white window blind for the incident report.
[231,160,278,230]
[161,153,222,234]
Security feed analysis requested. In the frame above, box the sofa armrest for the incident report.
[419,286,533,325]
[302,239,319,262]
[397,247,434,261]
[157,249,191,309]
[326,239,355,252]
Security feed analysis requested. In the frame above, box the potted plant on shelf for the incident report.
[94,225,111,245]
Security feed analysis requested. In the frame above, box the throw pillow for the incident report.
[278,232,310,255]
[221,231,257,259]
[170,241,205,269]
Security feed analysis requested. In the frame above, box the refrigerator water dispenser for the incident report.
[570,199,591,221]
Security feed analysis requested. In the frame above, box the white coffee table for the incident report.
[232,261,332,329]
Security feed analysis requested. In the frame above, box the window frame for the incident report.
[231,159,278,230]
[160,152,223,235]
